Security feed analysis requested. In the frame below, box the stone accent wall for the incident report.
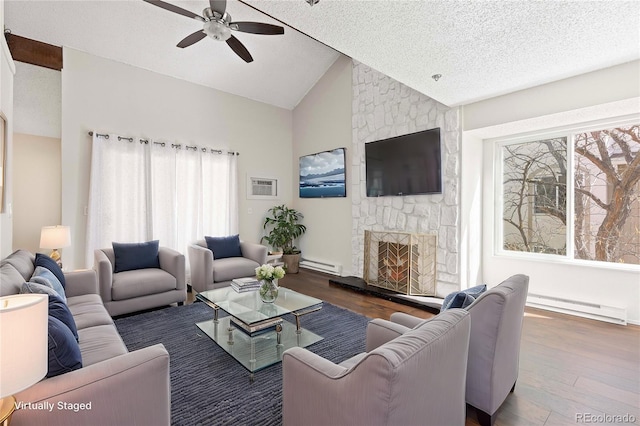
[351,61,461,297]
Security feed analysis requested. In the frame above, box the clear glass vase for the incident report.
[259,279,279,303]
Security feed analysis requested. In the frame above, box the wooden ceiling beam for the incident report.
[5,33,63,71]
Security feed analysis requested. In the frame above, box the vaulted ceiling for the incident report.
[5,0,640,109]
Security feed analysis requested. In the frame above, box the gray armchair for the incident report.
[390,274,530,426]
[188,239,267,293]
[282,309,471,426]
[94,247,187,316]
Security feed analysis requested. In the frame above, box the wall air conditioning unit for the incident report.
[247,175,278,199]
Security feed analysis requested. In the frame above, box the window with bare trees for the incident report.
[498,122,639,265]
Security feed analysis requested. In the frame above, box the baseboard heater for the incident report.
[299,258,342,276]
[527,293,627,325]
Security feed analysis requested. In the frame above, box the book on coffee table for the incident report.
[231,278,261,293]
[230,317,283,336]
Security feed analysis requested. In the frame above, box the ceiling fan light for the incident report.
[204,21,231,41]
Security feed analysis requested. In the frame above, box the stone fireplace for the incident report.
[364,230,437,296]
[350,61,462,297]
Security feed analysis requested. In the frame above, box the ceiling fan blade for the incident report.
[232,22,284,35]
[226,35,253,63]
[209,0,227,15]
[143,0,203,21]
[177,30,207,48]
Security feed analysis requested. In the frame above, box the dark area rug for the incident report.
[114,301,369,425]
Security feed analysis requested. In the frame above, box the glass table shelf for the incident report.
[195,287,323,378]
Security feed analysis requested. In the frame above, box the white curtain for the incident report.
[149,141,178,248]
[86,133,239,267]
[201,149,239,236]
[86,134,149,267]
[172,147,202,254]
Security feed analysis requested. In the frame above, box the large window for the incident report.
[498,121,639,265]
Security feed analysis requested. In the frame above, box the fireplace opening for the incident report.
[364,231,437,296]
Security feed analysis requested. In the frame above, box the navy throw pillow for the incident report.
[48,293,79,342]
[35,252,66,288]
[112,240,160,273]
[205,235,242,259]
[441,284,487,311]
[32,266,66,303]
[47,316,82,378]
[448,292,477,310]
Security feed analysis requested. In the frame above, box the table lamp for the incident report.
[40,225,71,268]
[0,294,48,426]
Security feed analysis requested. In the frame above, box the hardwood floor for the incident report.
[189,268,640,426]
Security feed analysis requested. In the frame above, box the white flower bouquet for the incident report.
[255,264,286,282]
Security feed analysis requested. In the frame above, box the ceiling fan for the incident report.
[143,0,284,63]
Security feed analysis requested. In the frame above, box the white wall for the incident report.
[464,60,640,131]
[459,131,483,289]
[12,133,61,254]
[461,60,640,324]
[292,56,352,275]
[0,0,16,258]
[13,62,61,138]
[62,48,293,269]
[11,62,62,257]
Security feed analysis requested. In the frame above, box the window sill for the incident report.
[494,250,640,273]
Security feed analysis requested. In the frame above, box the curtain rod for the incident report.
[88,131,109,139]
[88,131,239,155]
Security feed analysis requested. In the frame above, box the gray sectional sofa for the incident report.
[0,250,170,426]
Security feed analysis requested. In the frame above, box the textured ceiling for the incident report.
[246,0,640,107]
[5,1,640,110]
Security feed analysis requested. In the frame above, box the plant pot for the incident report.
[282,253,301,274]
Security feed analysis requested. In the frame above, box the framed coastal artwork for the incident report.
[299,148,346,198]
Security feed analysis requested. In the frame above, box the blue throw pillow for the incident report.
[32,266,66,302]
[441,284,487,311]
[35,253,66,289]
[448,292,477,309]
[205,235,242,259]
[47,316,82,378]
[112,240,160,273]
[21,281,60,298]
[48,293,78,342]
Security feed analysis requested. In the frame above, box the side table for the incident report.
[266,253,284,267]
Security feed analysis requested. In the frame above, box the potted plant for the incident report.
[261,205,306,273]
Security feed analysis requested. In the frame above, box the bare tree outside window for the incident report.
[500,124,640,265]
[534,175,567,214]
[574,125,640,264]
[502,138,567,255]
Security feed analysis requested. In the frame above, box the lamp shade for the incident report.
[0,294,48,398]
[40,225,71,249]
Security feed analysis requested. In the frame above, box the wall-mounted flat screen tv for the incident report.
[299,148,346,198]
[365,128,442,197]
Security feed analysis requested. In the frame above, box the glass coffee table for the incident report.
[195,286,323,380]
